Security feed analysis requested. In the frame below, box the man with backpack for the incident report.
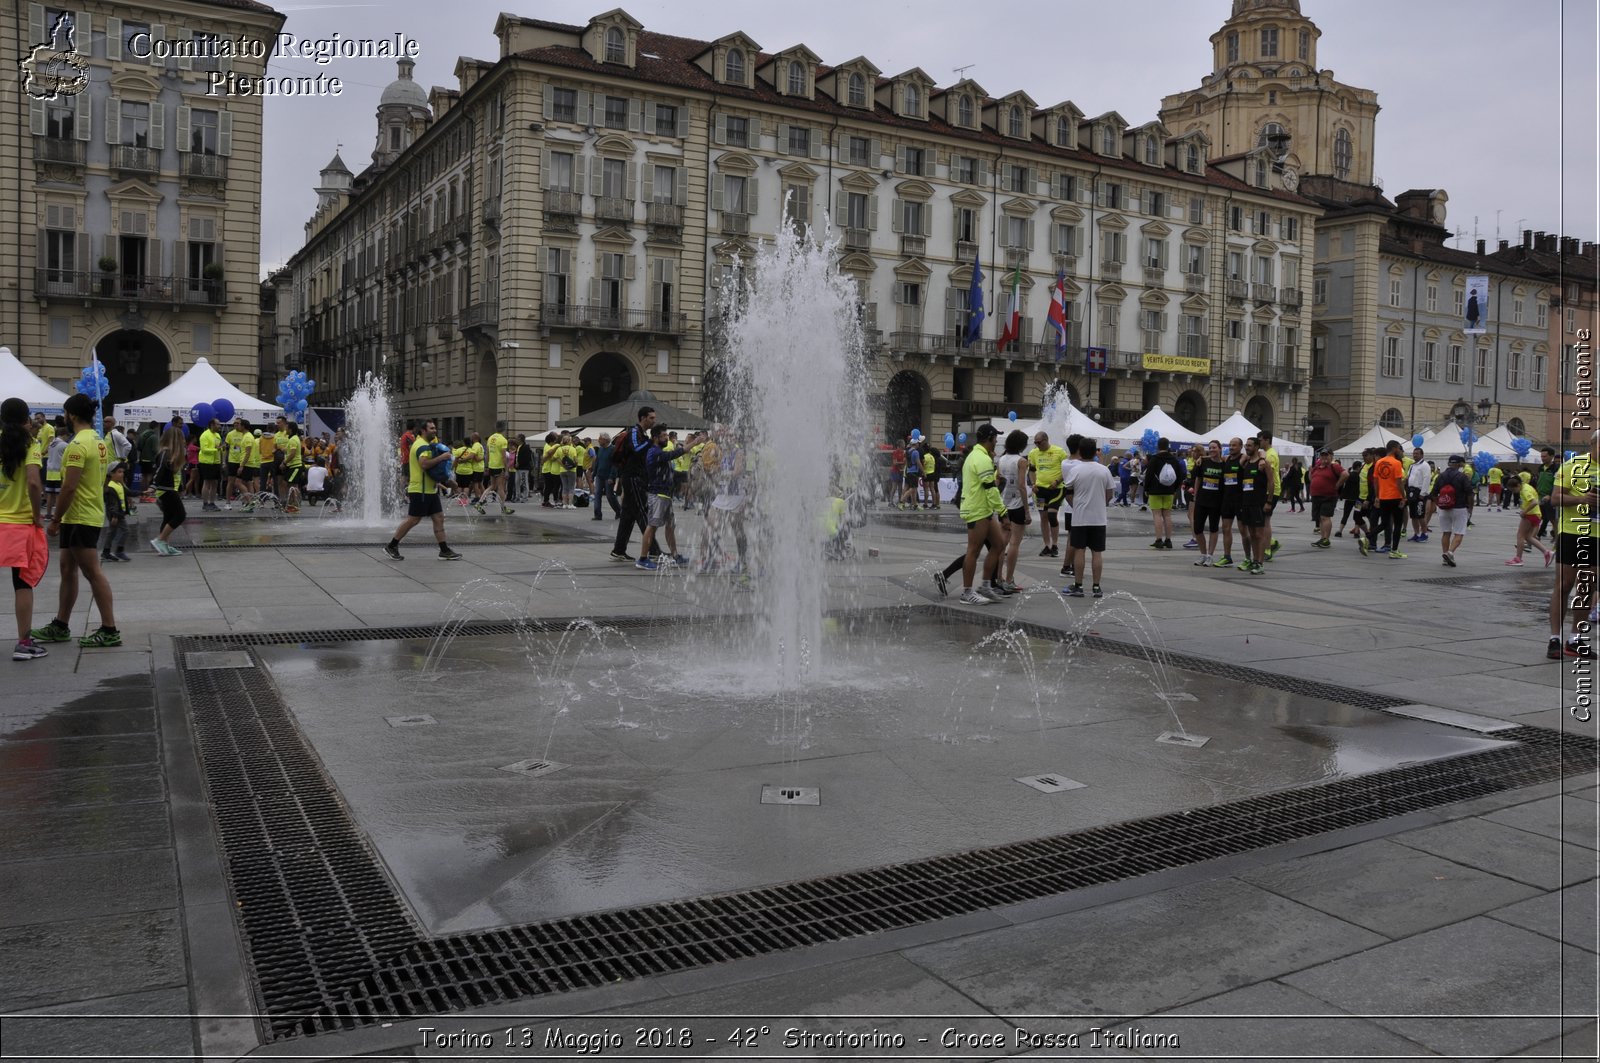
[1143,438,1186,549]
[1429,453,1474,567]
[610,406,659,562]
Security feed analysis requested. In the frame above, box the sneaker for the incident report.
[12,640,47,661]
[1548,637,1565,660]
[672,554,690,566]
[635,557,659,571]
[976,585,1004,602]
[1504,556,1524,566]
[1194,555,1212,566]
[1358,539,1370,557]
[1038,546,1053,557]
[995,580,1020,595]
[79,627,121,648]
[1162,539,1174,549]
[1092,584,1104,598]
[1262,542,1279,562]
[100,553,116,563]
[1566,639,1596,659]
[1151,539,1165,549]
[29,621,71,643]
[1334,530,1344,537]
[115,551,130,562]
[933,571,949,598]
[1061,584,1085,598]
[959,589,992,606]
[608,551,633,562]
[1376,545,1390,554]
[1313,538,1331,549]
[437,548,462,561]
[1388,550,1408,559]
[1182,538,1200,549]
[1249,562,1265,575]
[383,543,403,561]
[1050,545,1060,557]
[1418,533,1430,542]
[222,502,232,511]
[1213,556,1234,568]
[1443,552,1456,567]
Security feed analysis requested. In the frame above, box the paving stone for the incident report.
[904,878,1385,1017]
[0,910,185,1011]
[1487,883,1600,953]
[0,733,158,772]
[1239,839,1541,938]
[1282,917,1596,1058]
[1504,1021,1597,1059]
[0,849,177,928]
[1484,795,1600,850]
[0,764,164,812]
[0,799,171,861]
[1391,817,1596,890]
[0,986,194,1061]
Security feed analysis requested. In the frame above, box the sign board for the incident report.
[1085,347,1108,375]
[1142,354,1211,374]
[1464,275,1489,334]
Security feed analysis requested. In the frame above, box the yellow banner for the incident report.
[1142,354,1211,373]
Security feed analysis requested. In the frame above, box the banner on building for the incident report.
[1085,347,1108,375]
[1464,274,1489,335]
[1142,354,1211,374]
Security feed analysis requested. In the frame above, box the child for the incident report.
[101,461,131,562]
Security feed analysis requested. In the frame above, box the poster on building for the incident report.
[1085,347,1108,375]
[1464,275,1489,335]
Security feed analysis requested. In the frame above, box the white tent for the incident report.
[1480,424,1537,462]
[1333,424,1408,461]
[114,357,282,424]
[1201,411,1315,458]
[983,404,1113,447]
[0,346,72,415]
[1421,425,1518,462]
[1101,405,1207,447]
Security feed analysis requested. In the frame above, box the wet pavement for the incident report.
[0,500,1593,1060]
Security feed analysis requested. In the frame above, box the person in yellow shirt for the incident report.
[1,400,49,659]
[31,393,118,648]
[282,424,305,513]
[1256,430,1283,561]
[1029,431,1070,559]
[242,429,262,503]
[384,419,461,562]
[197,416,223,511]
[1507,471,1553,568]
[558,432,581,508]
[466,433,487,507]
[539,432,562,507]
[672,432,695,506]
[1487,465,1506,510]
[257,426,276,489]
[485,426,511,513]
[272,416,291,498]
[224,417,250,508]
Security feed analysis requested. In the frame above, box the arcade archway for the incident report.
[579,352,634,416]
[885,370,930,443]
[95,329,170,412]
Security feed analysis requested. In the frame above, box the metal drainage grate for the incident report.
[761,785,820,805]
[184,650,255,670]
[1156,731,1212,748]
[1408,571,1545,588]
[1016,774,1086,794]
[498,759,566,779]
[179,529,601,551]
[385,714,436,728]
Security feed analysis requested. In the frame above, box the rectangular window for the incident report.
[1140,309,1164,352]
[189,32,220,72]
[955,206,977,244]
[1103,231,1125,264]
[1512,298,1524,325]
[1227,318,1244,357]
[1537,301,1547,328]
[1567,307,1577,333]
[1004,215,1028,249]
[1229,205,1243,232]
[1382,336,1402,376]
[952,155,977,184]
[1054,223,1079,256]
[1281,327,1298,364]
[601,157,626,199]
[1507,350,1523,389]
[788,126,811,156]
[1183,243,1206,275]
[1261,27,1279,56]
[651,164,675,203]
[121,21,150,58]
[553,88,577,123]
[847,136,871,166]
[723,174,747,213]
[1420,341,1437,380]
[1454,288,1465,317]
[783,183,810,230]
[654,103,677,136]
[120,100,150,146]
[1254,255,1274,284]
[1425,284,1438,312]
[905,146,927,175]
[1313,276,1327,304]
[1143,237,1166,270]
[1562,344,1576,392]
[549,151,574,191]
[1182,314,1205,357]
[1101,182,1122,209]
[725,116,748,148]
[1447,344,1463,383]
[45,101,74,139]
[1281,216,1298,241]
[1057,174,1077,201]
[1299,29,1310,59]
[45,228,75,278]
[1532,350,1546,391]
[1008,163,1028,193]
[186,239,217,280]
[1189,196,1204,225]
[1254,323,1273,365]
[189,108,219,154]
[603,96,628,129]
[1098,304,1120,350]
[1389,277,1402,307]
[1146,191,1165,217]
[846,192,868,231]
[1475,345,1491,386]
[1227,251,1245,281]
[1281,258,1299,289]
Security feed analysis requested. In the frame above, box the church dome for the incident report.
[379,58,428,109]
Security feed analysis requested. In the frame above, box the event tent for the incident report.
[556,389,709,433]
[982,404,1113,445]
[0,346,72,415]
[114,357,282,424]
[1203,411,1315,458]
[1420,424,1519,462]
[1332,425,1408,462]
[1102,405,1207,447]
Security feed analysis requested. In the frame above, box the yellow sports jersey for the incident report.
[1518,482,1541,516]
[1263,447,1281,496]
[273,431,289,460]
[60,428,108,527]
[244,438,261,468]
[468,442,485,473]
[672,445,692,474]
[486,433,508,471]
[225,429,248,464]
[284,436,303,470]
[1030,444,1068,488]
[258,434,276,461]
[922,451,936,476]
[198,428,222,465]
[1553,456,1595,537]
[37,422,54,449]
[0,440,42,524]
[407,437,432,494]
[452,446,469,474]
[1488,467,1504,486]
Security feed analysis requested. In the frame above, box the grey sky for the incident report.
[258,0,1597,274]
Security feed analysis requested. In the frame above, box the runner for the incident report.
[1256,431,1283,561]
[281,424,305,513]
[30,393,119,648]
[635,425,688,571]
[224,417,250,507]
[1487,464,1505,510]
[1061,436,1114,598]
[1190,440,1226,566]
[1364,441,1407,559]
[995,430,1031,594]
[1546,430,1597,660]
[150,425,188,555]
[1235,436,1270,575]
[0,398,49,660]
[1212,437,1244,568]
[384,420,461,562]
[610,406,657,562]
[1429,453,1473,566]
[486,424,512,513]
[1405,447,1432,542]
[1030,431,1068,559]
[197,415,223,511]
[932,423,1007,605]
[1306,447,1344,549]
[1143,438,1185,548]
[1506,471,1553,567]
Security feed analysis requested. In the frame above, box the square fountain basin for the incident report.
[257,613,1511,935]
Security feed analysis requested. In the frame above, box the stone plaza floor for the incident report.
[0,498,1595,1061]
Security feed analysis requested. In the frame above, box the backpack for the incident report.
[1157,459,1177,487]
[1436,478,1459,510]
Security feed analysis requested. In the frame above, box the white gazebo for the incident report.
[1203,411,1315,458]
[114,357,282,424]
[1103,405,1207,447]
[1421,425,1519,463]
[0,346,72,415]
[1332,424,1409,462]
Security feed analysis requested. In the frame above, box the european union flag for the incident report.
[962,255,985,348]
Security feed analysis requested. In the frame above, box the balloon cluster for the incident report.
[1412,433,1426,449]
[1472,451,1498,479]
[1511,436,1533,461]
[944,432,955,449]
[75,362,110,401]
[189,397,236,426]
[277,371,315,420]
[1459,426,1478,446]
[1140,429,1161,455]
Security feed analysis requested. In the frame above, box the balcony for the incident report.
[1143,265,1166,287]
[721,212,750,236]
[1281,287,1303,308]
[1053,254,1077,276]
[540,303,686,335]
[113,144,158,175]
[1226,278,1249,300]
[1251,283,1277,304]
[33,136,84,167]
[1100,260,1123,281]
[483,195,502,225]
[900,234,926,257]
[1184,271,1208,293]
[647,201,683,228]
[596,196,634,224]
[888,331,942,355]
[844,228,872,251]
[180,153,227,180]
[956,240,979,262]
[33,269,225,307]
[1112,349,1146,373]
[1004,247,1028,269]
[459,301,498,332]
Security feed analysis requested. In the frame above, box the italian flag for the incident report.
[996,265,1022,352]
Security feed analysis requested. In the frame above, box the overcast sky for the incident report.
[258,0,1598,274]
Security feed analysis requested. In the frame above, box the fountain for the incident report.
[338,372,399,525]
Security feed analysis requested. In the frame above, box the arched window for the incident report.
[960,94,975,128]
[725,47,745,84]
[1143,135,1160,165]
[1379,407,1405,430]
[1008,105,1023,138]
[604,26,625,63]
[1507,417,1527,437]
[1333,128,1352,179]
[787,60,805,96]
[847,71,866,107]
[1055,113,1072,144]
[1186,143,1201,173]
[905,84,921,117]
[1257,122,1287,152]
[1101,124,1118,154]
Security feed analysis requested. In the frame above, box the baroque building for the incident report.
[286,8,1320,441]
[1,0,285,408]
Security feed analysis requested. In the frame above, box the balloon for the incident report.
[190,401,215,425]
[1008,411,1017,421]
[306,380,316,390]
[957,433,967,444]
[1140,429,1161,455]
[1412,434,1425,449]
[211,398,235,423]
[910,428,922,440]
[944,432,955,449]
[1511,437,1533,459]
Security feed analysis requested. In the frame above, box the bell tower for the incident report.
[1159,1,1380,188]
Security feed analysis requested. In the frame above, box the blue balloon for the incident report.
[910,428,922,440]
[944,432,955,449]
[957,433,967,444]
[211,398,235,423]
[191,401,215,426]
[306,380,316,390]
[1008,411,1017,421]
[1412,434,1425,449]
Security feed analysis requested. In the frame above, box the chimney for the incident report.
[1498,239,1509,252]
[1523,229,1534,249]
[1566,237,1581,256]
[1585,241,1597,260]
[1476,239,1486,256]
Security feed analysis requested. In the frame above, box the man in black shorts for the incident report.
[1236,436,1270,574]
[29,393,120,647]
[384,420,460,561]
[1190,439,1226,567]
[1213,437,1244,568]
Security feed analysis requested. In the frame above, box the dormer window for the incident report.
[958,94,974,128]
[1056,114,1074,146]
[726,48,745,84]
[1254,157,1269,187]
[788,60,805,96]
[1143,136,1160,166]
[604,26,625,63]
[1008,106,1023,138]
[1101,124,1118,155]
[1185,142,1201,173]
[847,71,866,107]
[905,84,921,117]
